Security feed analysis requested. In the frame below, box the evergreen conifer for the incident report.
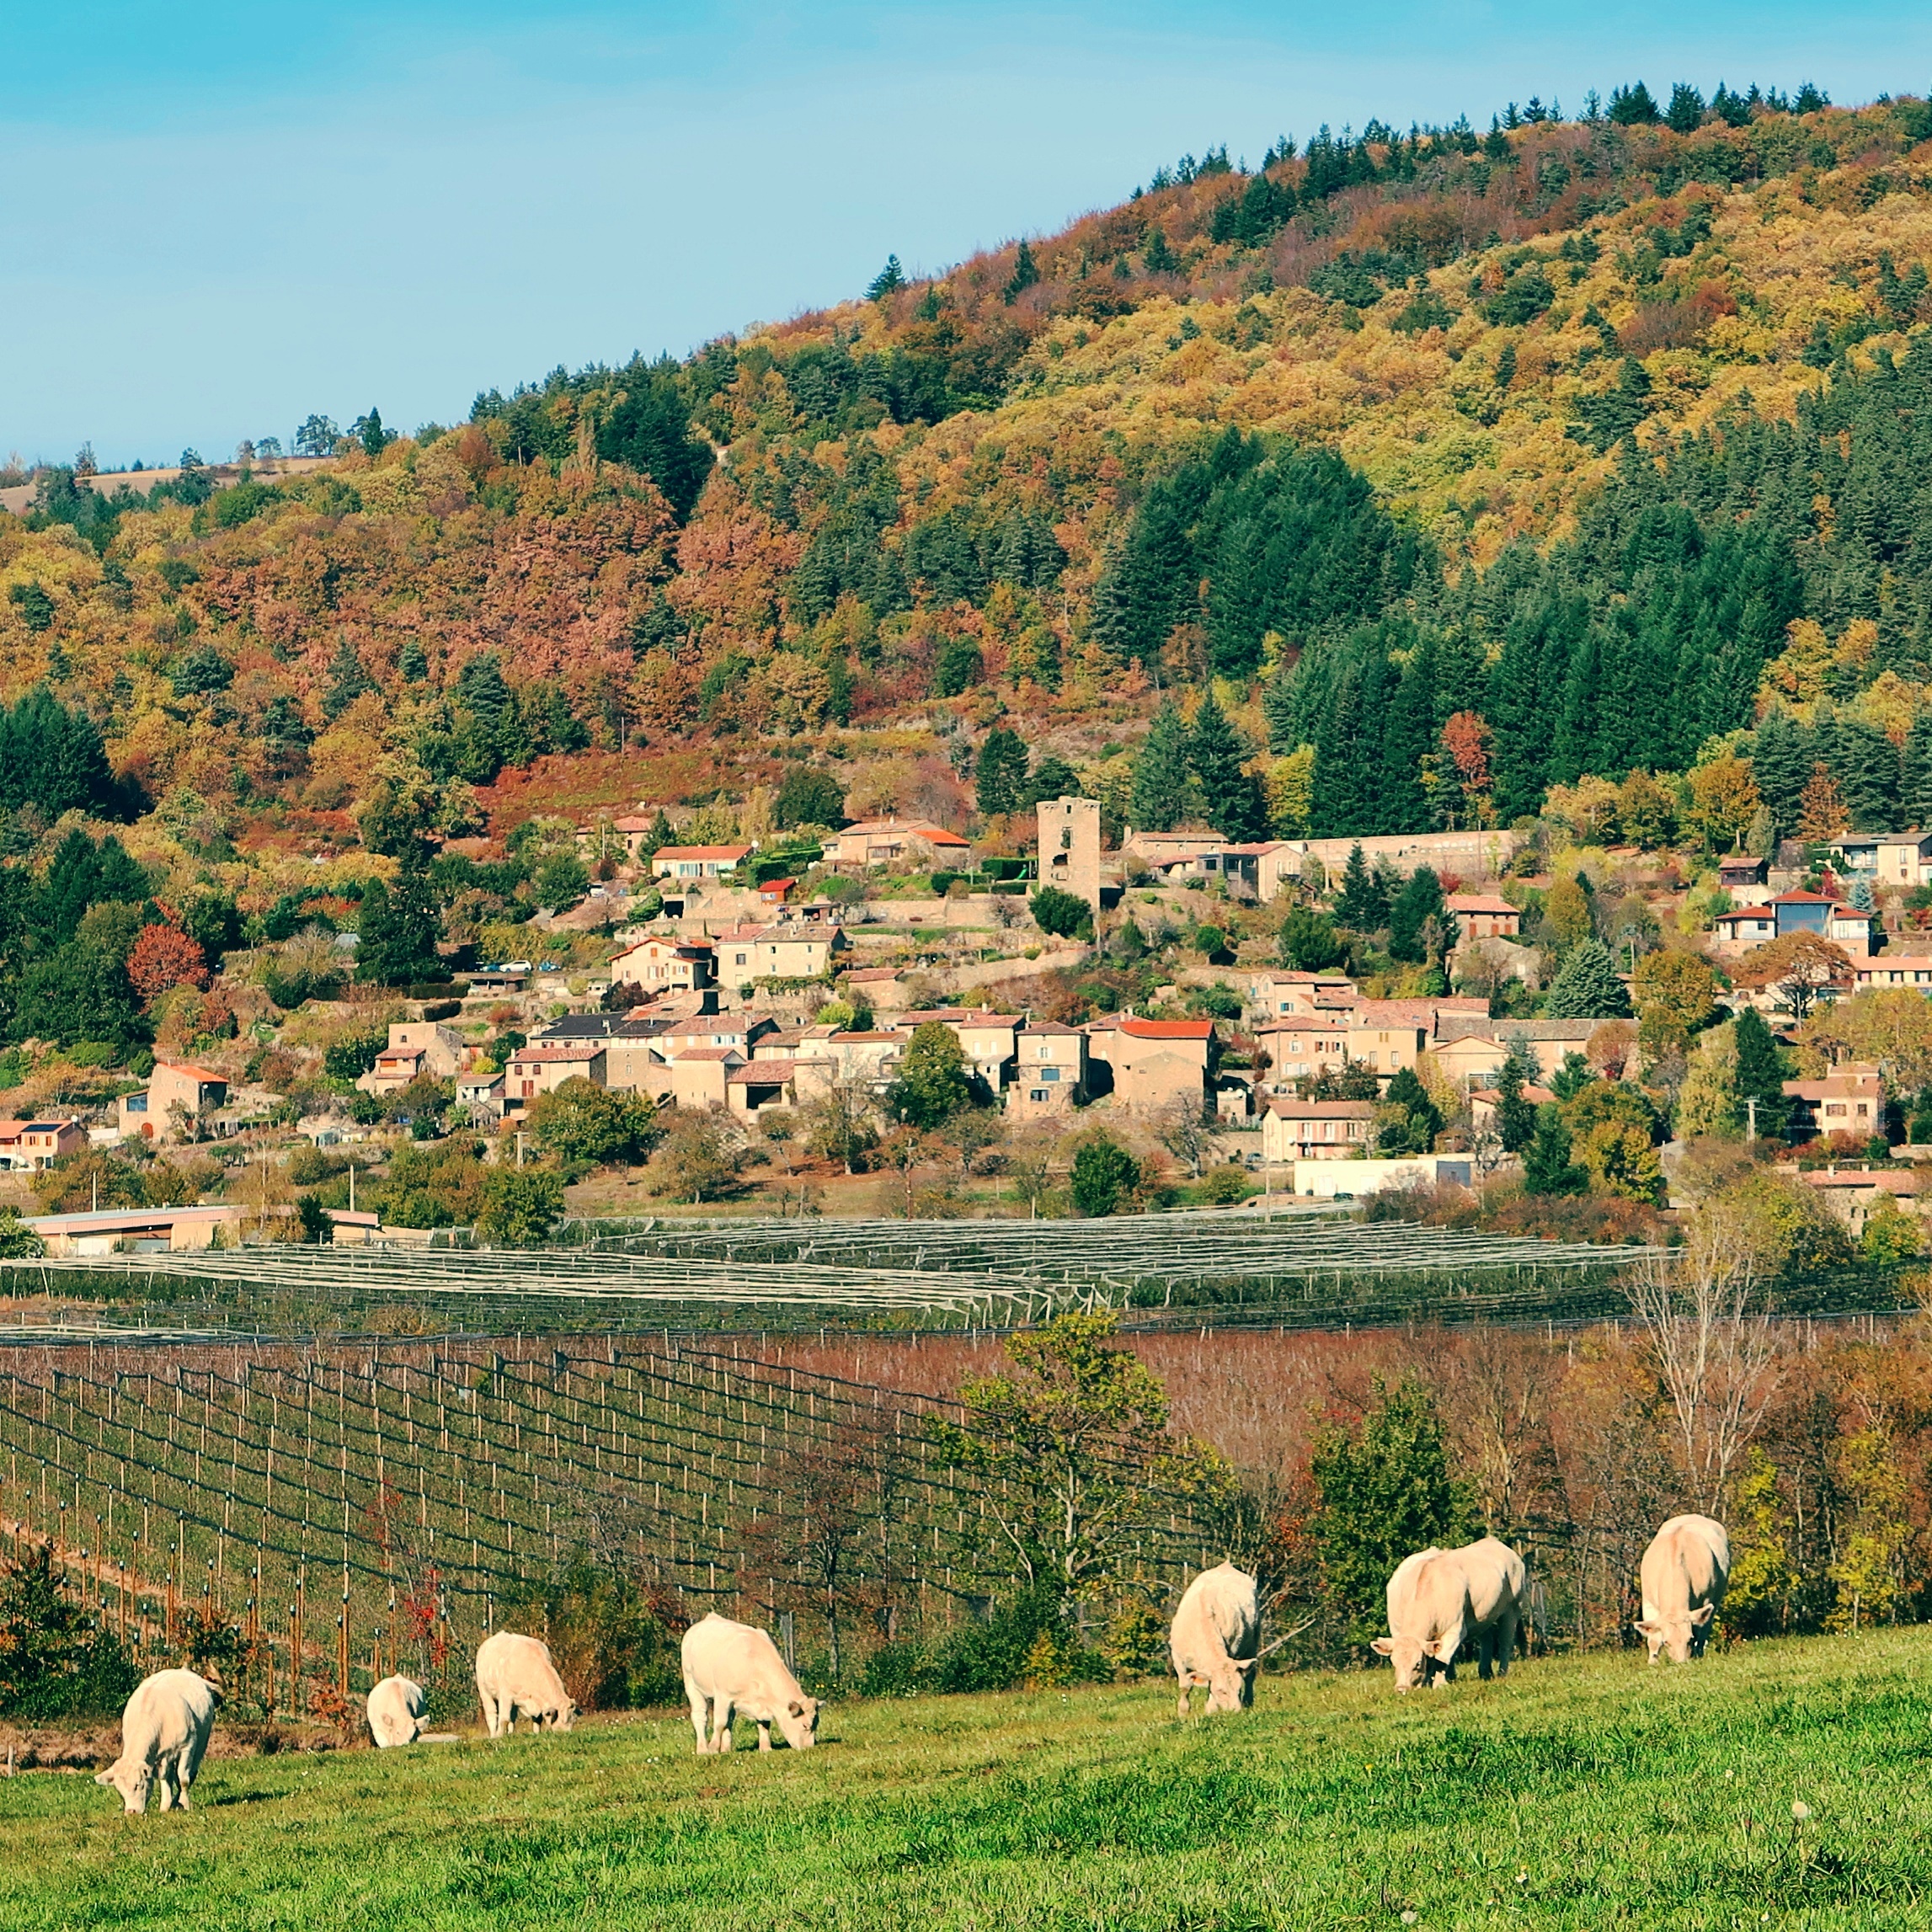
[357,858,443,986]
[1732,1006,1791,1140]
[975,728,1031,818]
[1523,1107,1586,1193]
[1129,702,1196,831]
[1545,937,1632,1018]
[1388,866,1455,963]
[1494,1059,1537,1153]
[1187,690,1267,840]
[1333,843,1387,932]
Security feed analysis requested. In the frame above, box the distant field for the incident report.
[5,1629,1929,1930]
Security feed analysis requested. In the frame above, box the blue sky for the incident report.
[5,3,1930,467]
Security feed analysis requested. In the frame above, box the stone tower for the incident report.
[1036,796,1102,911]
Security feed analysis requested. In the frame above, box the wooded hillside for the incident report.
[8,83,1932,891]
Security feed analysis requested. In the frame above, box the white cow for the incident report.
[1636,1514,1730,1663]
[93,1669,218,1813]
[366,1673,428,1748]
[475,1631,578,1737]
[681,1612,819,1754]
[1170,1561,1263,1716]
[1373,1536,1527,1691]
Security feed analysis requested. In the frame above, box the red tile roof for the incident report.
[653,844,754,862]
[1120,1019,1214,1040]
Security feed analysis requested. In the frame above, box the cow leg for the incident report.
[1476,1630,1495,1681]
[715,1700,734,1755]
[686,1682,709,1754]
[1176,1678,1192,1719]
[156,1759,179,1812]
[1496,1612,1519,1677]
[176,1745,200,1810]
[757,1721,773,1753]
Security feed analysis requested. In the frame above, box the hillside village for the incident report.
[3,777,1929,1268]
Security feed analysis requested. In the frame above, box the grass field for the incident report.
[5,1630,1931,1930]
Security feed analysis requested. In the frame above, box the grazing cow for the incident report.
[475,1631,578,1737]
[1170,1561,1263,1716]
[93,1669,218,1813]
[366,1674,428,1748]
[1372,1536,1527,1691]
[1636,1514,1730,1663]
[681,1612,819,1754]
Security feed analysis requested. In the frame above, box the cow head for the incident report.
[1371,1635,1454,1690]
[776,1695,820,1750]
[542,1697,580,1732]
[94,1759,152,1814]
[1206,1655,1263,1713]
[1633,1600,1713,1664]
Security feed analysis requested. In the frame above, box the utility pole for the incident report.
[1746,1097,1758,1143]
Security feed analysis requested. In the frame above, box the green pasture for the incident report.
[5,1628,1931,1929]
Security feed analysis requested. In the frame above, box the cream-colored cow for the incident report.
[366,1673,428,1748]
[1372,1536,1527,1690]
[94,1669,218,1813]
[681,1612,819,1753]
[1170,1562,1262,1716]
[475,1631,577,1737]
[1636,1514,1730,1663]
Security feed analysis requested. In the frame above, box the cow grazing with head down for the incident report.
[93,1669,218,1814]
[1373,1536,1527,1691]
[1170,1562,1263,1716]
[681,1612,819,1754]
[366,1673,428,1748]
[475,1631,578,1737]
[1636,1514,1730,1663]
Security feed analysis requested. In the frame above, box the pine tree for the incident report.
[867,255,906,302]
[1003,240,1040,304]
[975,728,1030,818]
[1332,843,1387,933]
[1142,228,1180,274]
[1187,690,1267,841]
[1903,712,1932,828]
[323,638,376,721]
[1836,718,1900,831]
[1494,1060,1537,1153]
[1732,1006,1791,1140]
[1751,708,1812,839]
[1545,937,1633,1018]
[1388,866,1454,963]
[1524,1107,1586,1193]
[1129,702,1197,831]
[1379,1066,1444,1154]
[357,857,443,986]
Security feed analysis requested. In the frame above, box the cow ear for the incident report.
[1689,1603,1715,1626]
[1369,1637,1396,1656]
[787,1700,804,1718]
[1633,1620,1661,1637]
[93,1770,113,1786]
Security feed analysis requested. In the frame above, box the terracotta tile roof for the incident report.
[156,1061,227,1084]
[1120,1019,1214,1040]
[653,844,754,861]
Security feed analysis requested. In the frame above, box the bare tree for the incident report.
[1155,1095,1214,1180]
[741,1422,908,1684]
[800,1075,879,1175]
[1625,1198,1783,1512]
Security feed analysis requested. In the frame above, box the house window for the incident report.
[1029,1089,1048,1103]
[735,954,748,965]
[1040,1067,1060,1083]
